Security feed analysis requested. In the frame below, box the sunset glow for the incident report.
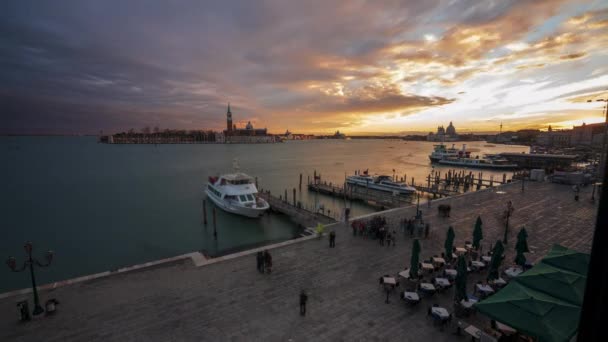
[2,0,607,135]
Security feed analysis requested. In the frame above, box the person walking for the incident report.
[386,232,392,248]
[392,230,397,246]
[329,230,336,248]
[256,251,265,273]
[424,223,430,239]
[264,250,272,274]
[299,290,308,316]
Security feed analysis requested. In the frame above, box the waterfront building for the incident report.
[571,122,606,146]
[223,104,278,143]
[536,126,572,147]
[427,121,459,141]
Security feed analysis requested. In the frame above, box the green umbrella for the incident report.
[445,226,455,262]
[455,255,468,302]
[410,239,421,279]
[515,227,529,266]
[473,216,483,250]
[487,240,505,281]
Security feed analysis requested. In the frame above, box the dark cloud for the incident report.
[0,0,601,134]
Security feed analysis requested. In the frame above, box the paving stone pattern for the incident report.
[0,182,597,341]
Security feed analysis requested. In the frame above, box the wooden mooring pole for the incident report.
[202,199,207,225]
[299,174,303,189]
[293,188,297,206]
[212,207,217,240]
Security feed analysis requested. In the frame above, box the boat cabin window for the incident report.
[246,194,254,201]
[228,179,251,185]
[239,195,248,202]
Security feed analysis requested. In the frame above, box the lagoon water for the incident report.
[1,136,527,292]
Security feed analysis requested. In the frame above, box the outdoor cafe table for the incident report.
[432,257,446,266]
[471,261,485,271]
[496,321,517,336]
[456,247,467,255]
[420,282,436,293]
[476,284,495,296]
[444,269,457,280]
[431,307,450,320]
[460,298,477,309]
[504,266,523,278]
[465,243,473,250]
[489,277,507,288]
[481,255,492,263]
[422,262,434,273]
[383,277,397,285]
[464,325,482,340]
[434,277,451,288]
[399,269,411,279]
[403,291,420,304]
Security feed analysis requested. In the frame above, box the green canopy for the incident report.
[487,240,504,281]
[542,245,589,276]
[410,239,421,279]
[472,216,483,250]
[455,255,468,302]
[475,281,581,342]
[514,262,586,306]
[475,245,589,342]
[445,226,455,261]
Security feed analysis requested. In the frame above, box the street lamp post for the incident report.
[6,242,54,316]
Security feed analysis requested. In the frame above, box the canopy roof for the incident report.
[475,245,589,342]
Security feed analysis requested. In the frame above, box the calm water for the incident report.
[1,137,527,292]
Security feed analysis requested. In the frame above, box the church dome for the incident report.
[446,121,456,136]
[246,121,253,130]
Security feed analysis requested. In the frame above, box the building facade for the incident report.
[427,121,459,141]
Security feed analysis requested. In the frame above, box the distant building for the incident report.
[427,121,459,141]
[571,122,606,146]
[222,104,277,143]
[536,126,571,147]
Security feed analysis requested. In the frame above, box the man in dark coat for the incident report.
[300,290,308,316]
[329,231,336,248]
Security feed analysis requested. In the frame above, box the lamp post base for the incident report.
[32,305,44,316]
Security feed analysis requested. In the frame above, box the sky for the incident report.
[1,0,608,135]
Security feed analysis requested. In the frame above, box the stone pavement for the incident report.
[0,182,597,341]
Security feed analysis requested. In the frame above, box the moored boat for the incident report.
[205,171,269,218]
[346,172,416,195]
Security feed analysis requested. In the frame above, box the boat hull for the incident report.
[437,160,518,170]
[346,179,416,195]
[205,189,269,218]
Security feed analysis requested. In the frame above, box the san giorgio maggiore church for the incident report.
[427,122,459,142]
[220,104,279,143]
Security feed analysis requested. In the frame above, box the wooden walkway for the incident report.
[308,183,413,209]
[258,191,336,228]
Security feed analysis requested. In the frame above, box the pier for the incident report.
[258,191,336,228]
[307,170,512,209]
[0,181,596,341]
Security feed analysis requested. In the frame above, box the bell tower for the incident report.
[226,103,233,135]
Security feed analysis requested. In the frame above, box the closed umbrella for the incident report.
[410,239,421,279]
[487,240,505,281]
[515,227,529,266]
[445,226,455,262]
[473,216,483,250]
[455,255,468,302]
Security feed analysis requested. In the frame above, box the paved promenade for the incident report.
[1,182,597,341]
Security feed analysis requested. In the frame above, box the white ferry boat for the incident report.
[205,170,269,218]
[429,143,459,162]
[346,173,416,195]
[438,156,518,169]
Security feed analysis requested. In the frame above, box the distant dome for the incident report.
[446,121,456,136]
[246,121,253,130]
